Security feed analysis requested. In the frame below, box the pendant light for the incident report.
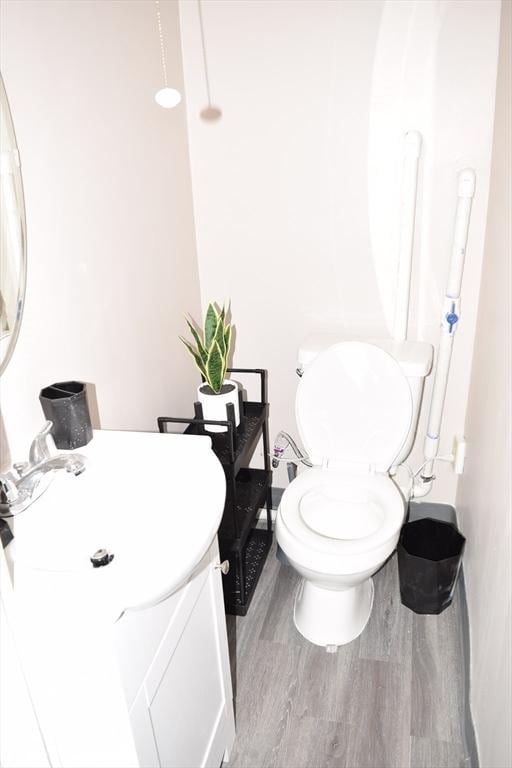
[154,0,182,109]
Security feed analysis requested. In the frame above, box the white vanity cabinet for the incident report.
[115,539,235,768]
[6,430,235,768]
[10,537,235,768]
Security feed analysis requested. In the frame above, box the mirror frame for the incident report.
[0,72,27,376]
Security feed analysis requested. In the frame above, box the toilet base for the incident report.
[293,577,374,648]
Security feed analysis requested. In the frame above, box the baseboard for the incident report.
[408,500,457,524]
[458,568,480,768]
[254,486,283,527]
[271,486,284,510]
[409,501,479,768]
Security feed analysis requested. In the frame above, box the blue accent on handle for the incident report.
[446,302,459,333]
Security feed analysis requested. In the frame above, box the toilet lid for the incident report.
[296,342,413,471]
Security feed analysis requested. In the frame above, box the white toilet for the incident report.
[275,339,432,649]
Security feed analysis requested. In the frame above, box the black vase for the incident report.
[39,381,93,450]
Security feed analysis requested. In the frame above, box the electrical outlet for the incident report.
[453,436,466,474]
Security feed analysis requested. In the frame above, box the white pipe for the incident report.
[446,169,476,297]
[393,130,422,342]
[415,168,476,495]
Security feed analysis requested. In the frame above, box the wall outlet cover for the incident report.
[454,436,467,474]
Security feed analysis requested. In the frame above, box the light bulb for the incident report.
[155,87,182,109]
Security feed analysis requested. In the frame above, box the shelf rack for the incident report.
[157,368,273,616]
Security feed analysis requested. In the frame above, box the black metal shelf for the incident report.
[219,467,271,552]
[183,401,267,476]
[157,367,273,616]
[230,528,273,616]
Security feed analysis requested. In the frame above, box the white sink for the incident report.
[10,429,226,616]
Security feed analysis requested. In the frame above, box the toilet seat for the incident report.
[279,467,404,558]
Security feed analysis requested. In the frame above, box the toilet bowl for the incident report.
[276,467,405,647]
[276,341,420,648]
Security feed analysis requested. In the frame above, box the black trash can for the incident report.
[39,381,93,450]
[397,517,466,615]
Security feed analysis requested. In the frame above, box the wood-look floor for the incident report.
[226,543,469,768]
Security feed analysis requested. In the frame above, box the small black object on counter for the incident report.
[397,516,466,615]
[39,381,93,450]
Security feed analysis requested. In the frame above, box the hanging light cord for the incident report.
[197,0,212,107]
[155,0,168,88]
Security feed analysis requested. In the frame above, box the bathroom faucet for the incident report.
[28,419,54,465]
[271,430,312,469]
[0,421,87,517]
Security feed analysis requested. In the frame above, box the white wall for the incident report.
[180,0,501,502]
[456,1,512,765]
[0,0,201,465]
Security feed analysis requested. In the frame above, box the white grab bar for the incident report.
[393,130,422,342]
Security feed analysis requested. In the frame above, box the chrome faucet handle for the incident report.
[28,421,54,466]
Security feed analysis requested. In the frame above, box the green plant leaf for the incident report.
[179,337,206,378]
[206,340,224,393]
[222,324,231,381]
[204,303,219,350]
[214,315,226,357]
[186,319,208,366]
[223,324,231,357]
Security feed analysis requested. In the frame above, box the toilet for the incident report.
[276,339,432,649]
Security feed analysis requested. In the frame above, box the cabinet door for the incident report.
[147,566,231,768]
[1,582,51,768]
[130,688,160,768]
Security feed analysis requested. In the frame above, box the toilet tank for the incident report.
[297,333,433,465]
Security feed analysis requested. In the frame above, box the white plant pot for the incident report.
[197,380,240,433]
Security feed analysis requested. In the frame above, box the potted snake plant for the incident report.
[180,302,240,433]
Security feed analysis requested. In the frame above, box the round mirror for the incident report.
[0,72,26,376]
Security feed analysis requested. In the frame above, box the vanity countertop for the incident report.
[9,429,226,619]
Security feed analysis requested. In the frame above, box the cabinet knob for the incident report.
[215,560,230,575]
